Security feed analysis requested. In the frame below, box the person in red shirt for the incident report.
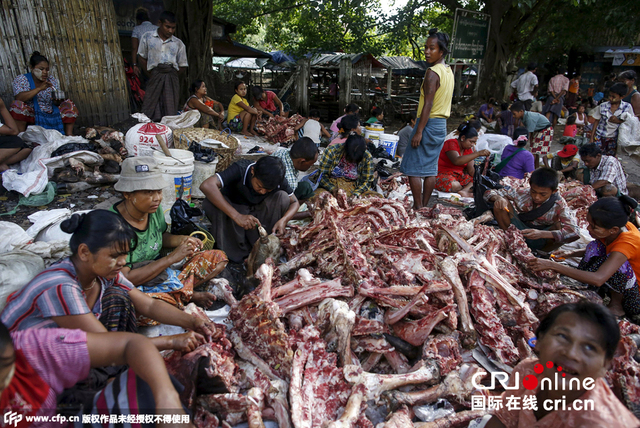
[252,86,288,118]
[529,196,640,317]
[563,115,577,137]
[434,122,489,197]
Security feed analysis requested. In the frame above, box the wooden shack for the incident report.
[0,0,129,127]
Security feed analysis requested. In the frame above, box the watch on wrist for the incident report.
[133,63,138,66]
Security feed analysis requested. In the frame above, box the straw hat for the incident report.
[114,157,168,192]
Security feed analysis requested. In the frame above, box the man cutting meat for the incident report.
[200,157,299,263]
[484,167,578,252]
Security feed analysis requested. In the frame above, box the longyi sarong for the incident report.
[141,64,180,121]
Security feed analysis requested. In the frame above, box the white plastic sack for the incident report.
[2,150,103,197]
[26,208,72,240]
[0,222,32,254]
[476,134,513,156]
[125,114,173,156]
[618,113,640,155]
[0,250,45,310]
[160,110,201,130]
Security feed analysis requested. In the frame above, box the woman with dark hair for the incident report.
[318,133,375,197]
[329,115,361,146]
[252,86,289,118]
[529,196,640,317]
[435,122,490,197]
[0,209,212,352]
[396,113,416,157]
[228,81,260,137]
[497,127,535,179]
[111,157,227,315]
[366,106,384,124]
[10,52,79,135]
[330,103,360,140]
[183,80,225,129]
[618,70,640,118]
[486,301,639,427]
[400,28,455,209]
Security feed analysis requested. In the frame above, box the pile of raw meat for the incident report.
[255,114,306,145]
[164,190,640,427]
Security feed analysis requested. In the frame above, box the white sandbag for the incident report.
[28,209,92,243]
[27,209,72,240]
[160,110,201,130]
[0,222,32,254]
[618,113,640,155]
[125,114,173,157]
[23,240,70,266]
[476,134,513,156]
[0,250,45,310]
[2,150,103,197]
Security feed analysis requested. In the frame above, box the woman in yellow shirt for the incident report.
[400,28,454,209]
[228,81,260,137]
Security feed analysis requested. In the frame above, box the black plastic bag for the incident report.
[188,141,218,163]
[467,154,503,219]
[51,143,98,157]
[366,142,394,160]
[170,198,202,235]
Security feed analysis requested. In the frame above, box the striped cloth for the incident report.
[0,258,133,332]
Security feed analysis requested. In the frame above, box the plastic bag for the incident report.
[0,250,45,310]
[51,143,98,157]
[618,113,640,155]
[188,141,218,163]
[170,198,202,236]
[413,399,455,422]
[160,110,201,130]
[0,221,32,254]
[125,114,173,157]
[476,134,513,156]
[0,182,57,216]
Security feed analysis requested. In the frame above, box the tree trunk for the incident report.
[163,0,215,104]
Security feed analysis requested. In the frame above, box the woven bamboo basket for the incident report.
[173,127,239,171]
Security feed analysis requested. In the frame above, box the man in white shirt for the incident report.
[137,11,188,121]
[130,8,158,78]
[511,62,539,111]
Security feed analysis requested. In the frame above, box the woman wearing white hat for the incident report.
[110,157,228,324]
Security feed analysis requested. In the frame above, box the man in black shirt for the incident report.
[200,156,299,263]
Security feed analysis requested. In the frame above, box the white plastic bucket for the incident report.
[153,149,195,223]
[379,134,400,157]
[364,126,384,147]
[192,158,219,198]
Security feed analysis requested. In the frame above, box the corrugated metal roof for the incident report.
[310,53,385,69]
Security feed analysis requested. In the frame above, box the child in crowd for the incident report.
[252,86,289,118]
[496,127,535,179]
[330,103,360,139]
[477,97,497,129]
[485,167,578,251]
[497,102,517,138]
[563,114,577,137]
[575,104,587,135]
[395,113,416,157]
[329,115,361,146]
[366,106,384,124]
[511,101,553,168]
[294,110,331,145]
[228,81,260,137]
[547,143,580,179]
[589,82,633,156]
